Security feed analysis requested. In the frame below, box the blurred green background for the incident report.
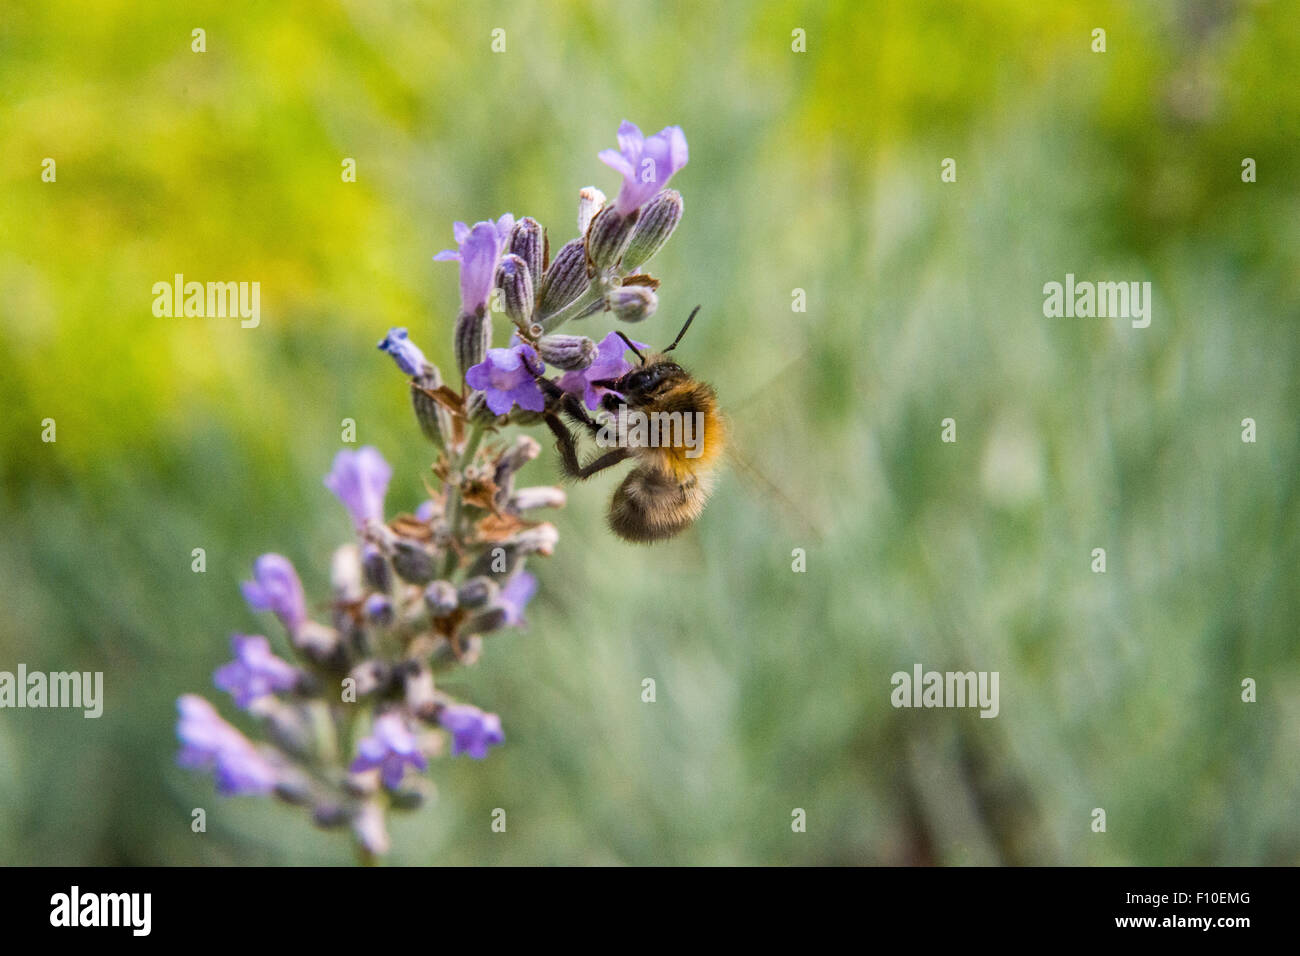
[1,0,1297,865]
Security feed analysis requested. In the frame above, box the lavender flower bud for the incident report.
[466,390,500,426]
[404,664,436,718]
[577,186,606,236]
[388,778,434,811]
[292,621,341,663]
[424,580,458,617]
[508,486,567,511]
[331,544,364,603]
[495,253,534,329]
[497,434,542,474]
[507,217,544,294]
[364,594,393,626]
[392,540,436,585]
[362,543,391,593]
[463,606,508,636]
[348,660,389,697]
[312,803,350,829]
[352,800,390,856]
[454,309,490,380]
[621,189,683,272]
[537,334,597,371]
[274,778,313,806]
[265,702,314,759]
[607,284,658,322]
[457,576,500,609]
[585,205,637,272]
[536,239,589,318]
[511,523,560,556]
[412,366,452,450]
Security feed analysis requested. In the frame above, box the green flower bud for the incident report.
[466,389,499,426]
[424,580,458,617]
[457,576,500,609]
[412,366,452,449]
[536,239,589,318]
[537,333,597,370]
[454,309,489,380]
[585,205,637,272]
[507,217,545,293]
[607,284,658,323]
[495,253,534,329]
[621,189,683,272]
[392,540,436,585]
[463,605,508,636]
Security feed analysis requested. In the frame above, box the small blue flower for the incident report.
[241,554,307,636]
[213,634,299,709]
[350,713,428,789]
[325,446,393,532]
[598,121,689,216]
[377,327,429,377]
[176,695,278,796]
[439,703,505,759]
[466,343,546,415]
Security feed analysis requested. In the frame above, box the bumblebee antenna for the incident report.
[663,305,701,354]
[616,331,646,365]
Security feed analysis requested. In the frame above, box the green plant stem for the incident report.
[440,422,485,579]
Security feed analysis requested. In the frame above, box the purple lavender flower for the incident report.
[433,214,515,315]
[558,331,648,410]
[377,327,429,377]
[499,571,537,628]
[325,446,392,532]
[176,694,278,795]
[465,343,546,415]
[350,713,428,789]
[438,703,505,759]
[598,121,689,217]
[213,634,299,708]
[241,553,307,635]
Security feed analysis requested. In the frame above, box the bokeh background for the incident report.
[1,0,1297,865]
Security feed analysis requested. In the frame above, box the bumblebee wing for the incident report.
[714,348,828,543]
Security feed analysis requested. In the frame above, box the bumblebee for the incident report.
[538,307,726,542]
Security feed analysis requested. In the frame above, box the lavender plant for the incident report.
[176,121,688,860]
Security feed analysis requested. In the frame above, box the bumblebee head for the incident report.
[591,306,701,403]
[594,360,687,404]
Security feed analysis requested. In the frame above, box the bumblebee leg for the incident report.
[544,413,630,480]
[536,375,604,437]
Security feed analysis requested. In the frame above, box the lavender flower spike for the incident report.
[241,553,307,636]
[439,703,505,759]
[325,446,393,532]
[213,634,299,709]
[350,712,429,789]
[465,343,547,415]
[377,327,429,377]
[598,121,689,217]
[176,694,278,795]
[434,214,515,315]
[558,331,648,410]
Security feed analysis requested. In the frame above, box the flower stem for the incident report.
[441,422,485,579]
